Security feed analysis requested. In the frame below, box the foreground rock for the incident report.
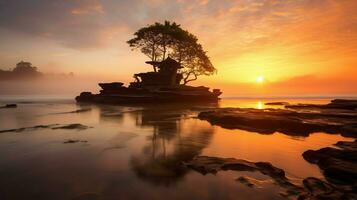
[186,156,302,197]
[299,177,354,200]
[303,139,357,185]
[198,106,357,137]
[186,156,355,199]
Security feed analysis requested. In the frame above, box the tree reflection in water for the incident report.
[126,104,216,186]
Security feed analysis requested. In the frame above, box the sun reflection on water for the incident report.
[257,101,263,109]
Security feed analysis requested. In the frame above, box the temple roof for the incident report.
[145,57,182,69]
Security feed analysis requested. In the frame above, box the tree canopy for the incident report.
[127,21,216,84]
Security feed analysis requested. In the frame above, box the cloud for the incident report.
[0,0,109,49]
[1,0,356,53]
[0,0,356,96]
[0,0,186,49]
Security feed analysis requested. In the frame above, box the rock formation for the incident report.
[76,57,221,104]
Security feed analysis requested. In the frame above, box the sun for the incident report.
[256,76,265,83]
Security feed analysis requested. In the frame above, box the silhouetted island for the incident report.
[76,21,222,104]
[0,61,42,81]
[76,57,222,104]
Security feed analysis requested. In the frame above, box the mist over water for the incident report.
[0,78,97,95]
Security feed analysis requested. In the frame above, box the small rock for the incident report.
[52,123,91,130]
[63,139,88,144]
[236,176,255,187]
[0,104,17,109]
[265,102,289,106]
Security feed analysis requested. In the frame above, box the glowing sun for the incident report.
[256,76,265,83]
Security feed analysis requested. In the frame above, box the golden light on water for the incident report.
[256,76,265,84]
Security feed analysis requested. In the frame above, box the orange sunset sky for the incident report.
[0,0,356,96]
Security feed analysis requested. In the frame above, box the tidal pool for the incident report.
[0,97,353,200]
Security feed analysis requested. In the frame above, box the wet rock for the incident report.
[63,139,88,144]
[302,177,339,196]
[185,156,256,174]
[303,140,357,185]
[185,156,303,194]
[265,102,289,106]
[0,124,59,133]
[75,92,94,102]
[255,162,286,179]
[98,82,124,90]
[54,108,91,114]
[286,99,357,110]
[52,123,91,130]
[186,156,354,199]
[198,107,357,137]
[236,176,255,187]
[330,99,357,109]
[335,140,357,150]
[298,177,357,200]
[0,123,91,133]
[0,104,17,109]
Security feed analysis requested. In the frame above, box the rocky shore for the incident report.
[303,139,357,185]
[198,107,357,137]
[186,156,356,199]
[195,99,357,199]
[285,99,357,110]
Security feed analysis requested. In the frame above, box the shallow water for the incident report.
[0,97,353,200]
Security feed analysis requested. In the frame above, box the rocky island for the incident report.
[76,21,221,104]
[76,57,221,104]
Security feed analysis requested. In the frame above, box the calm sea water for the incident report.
[0,97,353,200]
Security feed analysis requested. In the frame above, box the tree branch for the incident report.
[183,71,198,85]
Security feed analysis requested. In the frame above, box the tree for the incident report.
[127,23,162,72]
[127,21,216,84]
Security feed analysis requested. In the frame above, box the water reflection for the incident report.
[0,98,352,200]
[257,101,263,109]
[100,104,215,186]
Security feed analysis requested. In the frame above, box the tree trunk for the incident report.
[163,44,166,60]
[152,43,157,72]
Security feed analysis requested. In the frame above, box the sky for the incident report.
[0,0,356,96]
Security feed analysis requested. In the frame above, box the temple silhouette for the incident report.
[76,57,221,103]
[0,61,42,80]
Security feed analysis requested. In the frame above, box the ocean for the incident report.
[0,96,354,200]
